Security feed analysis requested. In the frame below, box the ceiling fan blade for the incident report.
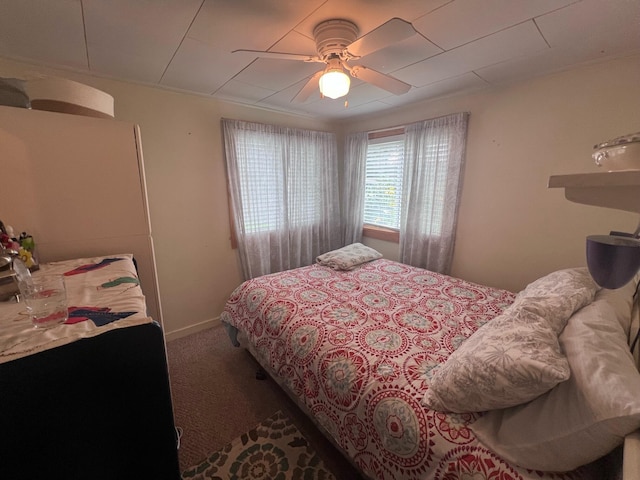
[292,71,323,103]
[347,18,417,58]
[350,66,411,95]
[232,49,321,63]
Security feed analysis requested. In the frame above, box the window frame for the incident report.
[362,127,405,243]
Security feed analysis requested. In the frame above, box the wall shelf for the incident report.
[548,170,640,214]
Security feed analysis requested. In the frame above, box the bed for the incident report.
[0,254,180,480]
[221,245,640,480]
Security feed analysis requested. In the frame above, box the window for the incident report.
[235,130,320,234]
[363,129,404,242]
[364,134,404,229]
[222,118,341,279]
[362,126,452,243]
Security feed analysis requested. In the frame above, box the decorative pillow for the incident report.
[316,243,382,271]
[510,267,600,334]
[470,279,640,471]
[422,268,599,413]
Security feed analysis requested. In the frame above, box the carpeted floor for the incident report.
[166,324,364,479]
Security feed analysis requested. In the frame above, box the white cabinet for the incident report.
[0,106,162,324]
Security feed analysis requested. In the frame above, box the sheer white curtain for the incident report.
[400,112,469,273]
[222,119,342,280]
[342,131,368,245]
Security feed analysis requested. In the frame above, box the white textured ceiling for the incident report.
[0,0,638,119]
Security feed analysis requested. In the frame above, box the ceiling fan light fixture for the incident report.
[319,69,350,99]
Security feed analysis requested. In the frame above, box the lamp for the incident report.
[319,57,350,99]
[586,234,640,289]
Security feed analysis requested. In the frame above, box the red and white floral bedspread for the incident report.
[221,259,593,480]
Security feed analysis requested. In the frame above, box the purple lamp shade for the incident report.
[586,235,640,289]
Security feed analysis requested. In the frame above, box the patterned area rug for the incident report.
[181,410,336,480]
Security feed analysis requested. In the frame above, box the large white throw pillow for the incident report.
[470,280,640,471]
[423,268,599,413]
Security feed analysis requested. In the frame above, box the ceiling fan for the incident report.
[232,17,417,103]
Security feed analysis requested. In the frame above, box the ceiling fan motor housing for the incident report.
[313,19,359,59]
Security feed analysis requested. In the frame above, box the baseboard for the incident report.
[165,316,221,342]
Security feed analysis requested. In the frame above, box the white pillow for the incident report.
[470,280,640,471]
[422,268,598,413]
[510,267,600,334]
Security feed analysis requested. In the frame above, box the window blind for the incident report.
[237,133,284,234]
[363,135,404,229]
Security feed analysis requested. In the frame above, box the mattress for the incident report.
[221,258,608,479]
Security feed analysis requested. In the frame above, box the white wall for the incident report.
[0,57,335,339]
[1,53,639,337]
[103,85,335,339]
[341,54,640,292]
